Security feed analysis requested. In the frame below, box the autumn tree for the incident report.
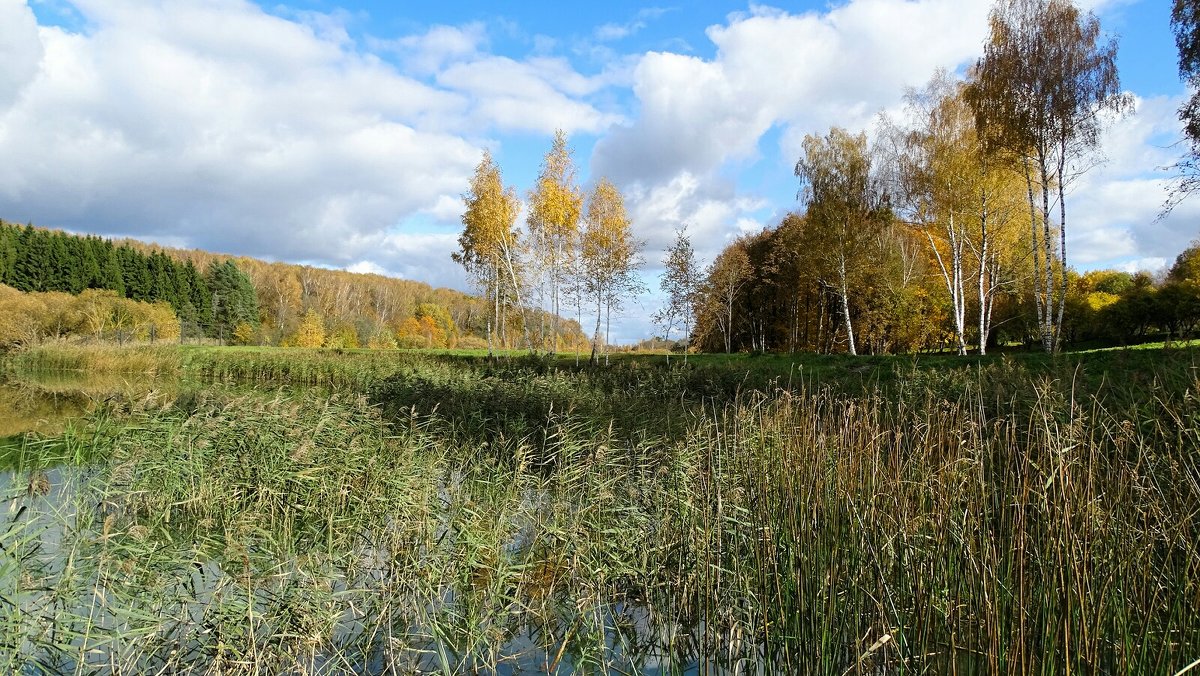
[415,303,457,348]
[527,130,583,354]
[889,71,1026,354]
[795,128,891,356]
[966,0,1128,352]
[581,178,642,364]
[653,226,701,363]
[704,241,752,354]
[0,286,45,349]
[454,151,527,356]
[289,309,326,348]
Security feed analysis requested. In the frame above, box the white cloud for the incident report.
[1116,257,1167,275]
[379,232,462,288]
[593,0,992,188]
[624,172,767,268]
[347,260,387,276]
[436,55,624,135]
[1068,94,1200,268]
[0,1,480,277]
[383,22,487,76]
[0,0,42,108]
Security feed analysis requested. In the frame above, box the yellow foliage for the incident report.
[0,293,45,349]
[1086,292,1119,312]
[290,310,326,348]
[0,286,180,347]
[232,322,256,345]
[143,302,181,342]
[395,317,425,349]
[324,323,360,349]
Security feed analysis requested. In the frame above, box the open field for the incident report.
[1,343,1199,673]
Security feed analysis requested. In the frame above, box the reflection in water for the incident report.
[0,369,180,438]
[2,470,709,674]
[0,382,91,438]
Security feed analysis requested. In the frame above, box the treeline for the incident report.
[0,220,584,350]
[0,222,216,332]
[676,0,1140,356]
[124,238,586,350]
[687,212,1200,353]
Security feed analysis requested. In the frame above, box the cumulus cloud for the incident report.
[625,172,767,266]
[589,0,997,279]
[1067,94,1200,269]
[437,55,623,135]
[593,0,992,188]
[0,0,627,291]
[0,1,42,108]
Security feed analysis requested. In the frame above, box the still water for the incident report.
[0,371,750,674]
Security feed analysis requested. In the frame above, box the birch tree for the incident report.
[894,72,1026,355]
[653,226,700,363]
[453,150,525,356]
[527,130,583,355]
[704,241,751,354]
[965,0,1128,352]
[582,178,641,365]
[795,128,890,356]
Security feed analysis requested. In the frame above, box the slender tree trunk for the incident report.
[1039,152,1057,353]
[604,298,611,366]
[575,289,582,366]
[590,283,603,365]
[498,239,534,352]
[1053,140,1069,353]
[816,289,826,354]
[838,255,857,356]
[489,268,498,358]
[978,187,990,356]
[928,224,967,356]
[725,295,733,353]
[1023,157,1047,352]
[682,315,690,365]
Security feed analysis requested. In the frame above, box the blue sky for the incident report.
[1,0,1194,342]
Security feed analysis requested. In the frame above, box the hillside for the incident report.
[0,220,586,350]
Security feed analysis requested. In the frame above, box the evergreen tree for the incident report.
[14,226,47,292]
[76,237,102,291]
[205,260,258,340]
[46,232,73,293]
[119,246,152,301]
[0,224,16,286]
[99,241,125,294]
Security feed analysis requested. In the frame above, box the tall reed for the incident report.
[2,352,1198,672]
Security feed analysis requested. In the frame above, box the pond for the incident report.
[2,356,1198,674]
[0,370,728,674]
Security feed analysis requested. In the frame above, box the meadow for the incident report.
[1,343,1198,673]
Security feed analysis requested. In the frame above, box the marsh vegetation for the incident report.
[1,344,1198,673]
